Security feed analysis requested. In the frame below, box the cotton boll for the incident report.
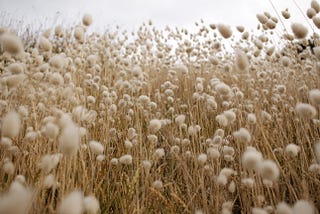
[216,114,229,127]
[84,195,100,214]
[0,137,12,147]
[223,110,236,123]
[74,26,84,42]
[235,49,249,72]
[119,154,133,165]
[110,158,118,166]
[275,202,293,214]
[309,89,320,106]
[58,122,80,156]
[153,180,163,190]
[311,0,320,13]
[233,128,251,144]
[41,122,59,139]
[7,63,24,74]
[82,14,93,26]
[148,119,162,133]
[43,174,55,188]
[259,160,280,182]
[198,153,207,165]
[257,14,268,24]
[291,23,308,39]
[1,111,21,138]
[284,144,300,157]
[292,200,314,214]
[38,153,62,174]
[153,148,165,159]
[247,113,257,124]
[241,178,254,188]
[37,36,52,52]
[88,141,104,155]
[295,103,317,119]
[242,148,263,171]
[50,72,64,85]
[0,33,24,54]
[141,160,152,173]
[58,191,84,214]
[228,181,236,193]
[3,160,15,175]
[0,181,33,214]
[217,24,232,39]
[175,114,186,126]
[207,147,220,160]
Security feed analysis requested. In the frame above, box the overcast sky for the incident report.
[0,0,311,32]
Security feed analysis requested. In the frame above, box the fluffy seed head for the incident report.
[58,122,80,156]
[311,0,320,13]
[275,202,292,214]
[217,24,232,39]
[175,114,186,126]
[309,89,320,106]
[235,49,249,72]
[153,180,163,190]
[3,160,15,175]
[291,23,308,39]
[293,200,314,214]
[1,111,21,138]
[259,159,280,181]
[119,154,133,165]
[37,36,52,52]
[0,33,23,54]
[242,148,263,171]
[233,128,251,143]
[148,119,162,133]
[58,191,84,214]
[197,153,207,165]
[284,144,300,157]
[88,141,104,155]
[295,103,317,119]
[84,195,100,214]
[82,14,93,26]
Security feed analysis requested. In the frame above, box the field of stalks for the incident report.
[1,1,320,214]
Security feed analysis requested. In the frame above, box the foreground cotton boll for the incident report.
[0,181,33,214]
[88,141,104,155]
[1,111,21,138]
[292,200,314,214]
[309,89,320,106]
[58,191,84,214]
[58,122,80,156]
[119,154,133,165]
[291,23,308,39]
[175,114,186,126]
[242,148,263,171]
[233,128,251,144]
[41,122,60,140]
[217,24,232,39]
[197,153,207,165]
[0,33,24,54]
[3,160,15,175]
[295,103,317,119]
[83,14,93,26]
[259,159,280,182]
[83,195,100,214]
[43,174,55,188]
[275,202,292,214]
[284,144,300,157]
[148,119,162,133]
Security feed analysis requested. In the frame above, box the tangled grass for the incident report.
[1,1,320,213]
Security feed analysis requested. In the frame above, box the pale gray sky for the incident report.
[0,0,311,32]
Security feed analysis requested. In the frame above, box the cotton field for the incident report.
[0,1,320,214]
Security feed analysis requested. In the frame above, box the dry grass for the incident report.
[0,1,320,213]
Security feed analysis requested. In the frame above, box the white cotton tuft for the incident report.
[275,202,293,214]
[1,111,21,138]
[309,89,320,106]
[284,144,300,157]
[119,154,133,165]
[58,191,84,214]
[295,103,317,119]
[242,147,263,171]
[315,141,320,163]
[291,23,308,39]
[83,195,100,214]
[88,141,104,155]
[235,49,249,72]
[58,121,80,156]
[175,114,186,126]
[38,153,62,174]
[0,33,24,54]
[153,180,163,190]
[259,159,280,182]
[148,119,162,133]
[217,24,232,39]
[292,200,314,214]
[233,128,251,143]
[82,14,93,26]
[197,153,207,165]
